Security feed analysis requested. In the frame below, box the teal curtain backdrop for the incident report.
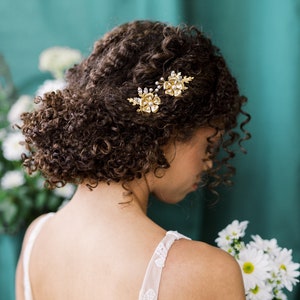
[1,0,299,299]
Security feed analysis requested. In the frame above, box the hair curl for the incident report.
[20,20,250,193]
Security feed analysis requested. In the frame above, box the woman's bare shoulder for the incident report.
[160,239,245,299]
[15,214,51,300]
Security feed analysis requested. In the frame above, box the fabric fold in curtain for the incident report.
[185,2,300,298]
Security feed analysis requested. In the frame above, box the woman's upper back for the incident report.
[16,206,245,300]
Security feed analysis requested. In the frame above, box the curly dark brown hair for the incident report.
[20,20,250,192]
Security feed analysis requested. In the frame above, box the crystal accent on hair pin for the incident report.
[128,71,194,113]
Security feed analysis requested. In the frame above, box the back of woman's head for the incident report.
[20,20,250,191]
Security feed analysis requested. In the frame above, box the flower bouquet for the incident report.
[0,47,81,234]
[216,220,300,300]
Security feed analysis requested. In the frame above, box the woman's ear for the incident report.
[161,140,177,164]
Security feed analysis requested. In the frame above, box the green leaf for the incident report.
[0,199,18,225]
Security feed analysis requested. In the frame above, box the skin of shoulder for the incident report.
[159,239,246,300]
[15,215,49,300]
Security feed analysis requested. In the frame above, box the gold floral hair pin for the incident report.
[128,71,194,113]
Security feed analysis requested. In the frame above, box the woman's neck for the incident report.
[70,178,151,215]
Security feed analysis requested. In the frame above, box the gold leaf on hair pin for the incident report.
[128,87,161,113]
[158,71,194,97]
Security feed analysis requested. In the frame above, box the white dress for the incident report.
[22,213,190,300]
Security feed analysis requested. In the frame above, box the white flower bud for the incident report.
[7,95,33,125]
[53,184,76,199]
[1,170,25,189]
[2,131,26,161]
[35,79,66,97]
[39,47,82,79]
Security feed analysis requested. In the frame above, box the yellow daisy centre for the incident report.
[243,262,255,274]
[250,285,259,294]
[280,264,287,271]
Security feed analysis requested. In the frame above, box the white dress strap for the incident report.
[23,213,55,300]
[139,231,190,300]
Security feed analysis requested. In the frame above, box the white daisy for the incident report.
[35,79,66,97]
[2,131,26,161]
[238,246,272,291]
[215,220,248,250]
[7,95,33,125]
[249,235,280,257]
[267,260,283,290]
[246,283,273,300]
[274,248,300,292]
[1,170,25,189]
[39,46,82,79]
[274,290,288,300]
[53,184,76,199]
[216,220,300,299]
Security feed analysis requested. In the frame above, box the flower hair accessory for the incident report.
[128,71,194,113]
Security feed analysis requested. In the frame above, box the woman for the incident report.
[16,20,250,299]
